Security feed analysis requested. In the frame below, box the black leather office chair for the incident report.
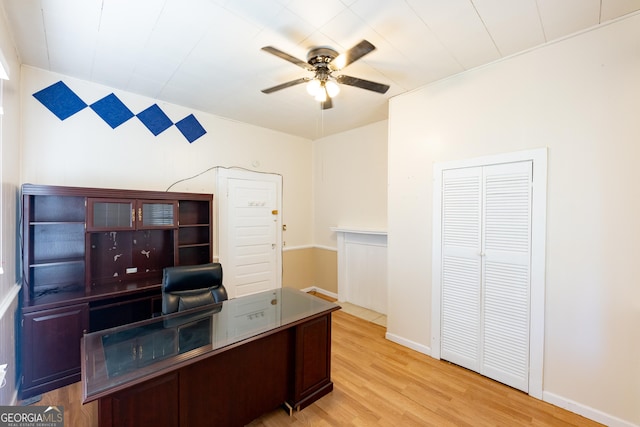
[161,263,228,315]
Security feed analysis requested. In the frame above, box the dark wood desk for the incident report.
[81,288,340,427]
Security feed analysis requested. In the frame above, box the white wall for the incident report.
[313,120,388,248]
[21,66,313,249]
[388,13,640,426]
[0,9,23,405]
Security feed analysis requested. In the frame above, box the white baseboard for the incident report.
[385,332,432,356]
[300,286,338,300]
[543,391,638,427]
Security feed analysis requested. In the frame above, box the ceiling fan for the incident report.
[260,40,390,110]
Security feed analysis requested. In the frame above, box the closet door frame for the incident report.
[431,148,547,399]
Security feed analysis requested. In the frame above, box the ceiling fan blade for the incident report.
[331,40,376,70]
[321,95,333,110]
[261,46,314,71]
[336,75,390,94]
[261,77,310,94]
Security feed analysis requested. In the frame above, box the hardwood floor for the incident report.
[27,379,98,427]
[28,298,602,426]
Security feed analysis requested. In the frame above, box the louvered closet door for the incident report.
[441,161,532,393]
[441,167,483,372]
[481,161,532,391]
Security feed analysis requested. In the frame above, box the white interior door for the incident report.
[481,161,532,392]
[440,161,532,392]
[217,170,282,299]
[440,166,483,372]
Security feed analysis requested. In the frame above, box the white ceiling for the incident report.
[2,0,639,140]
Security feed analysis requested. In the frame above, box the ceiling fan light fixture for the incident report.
[306,79,321,96]
[314,87,327,102]
[325,80,340,97]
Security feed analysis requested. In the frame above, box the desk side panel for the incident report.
[179,329,293,426]
[291,313,334,409]
[99,372,179,427]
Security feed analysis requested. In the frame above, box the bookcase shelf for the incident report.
[20,184,213,399]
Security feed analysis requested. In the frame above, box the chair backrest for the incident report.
[162,263,228,314]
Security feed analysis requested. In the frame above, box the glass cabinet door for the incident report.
[138,201,178,229]
[88,199,177,230]
[88,199,134,230]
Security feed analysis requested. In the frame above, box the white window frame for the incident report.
[0,64,6,276]
[0,79,3,275]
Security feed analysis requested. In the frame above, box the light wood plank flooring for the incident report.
[28,297,602,426]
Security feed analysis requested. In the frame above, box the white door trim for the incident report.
[216,168,283,298]
[431,148,547,399]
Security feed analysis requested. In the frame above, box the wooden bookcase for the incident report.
[20,184,213,399]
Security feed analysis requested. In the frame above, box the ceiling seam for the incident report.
[91,0,106,81]
[533,0,548,43]
[469,0,502,57]
[39,4,50,69]
[403,0,465,71]
[130,0,169,93]
[343,6,409,92]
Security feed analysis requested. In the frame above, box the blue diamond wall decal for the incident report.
[91,94,134,129]
[34,81,209,142]
[175,114,207,143]
[33,81,88,120]
[137,104,173,136]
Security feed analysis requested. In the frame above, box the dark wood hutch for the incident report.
[20,184,213,399]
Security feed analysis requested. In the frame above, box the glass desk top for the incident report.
[81,287,340,402]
